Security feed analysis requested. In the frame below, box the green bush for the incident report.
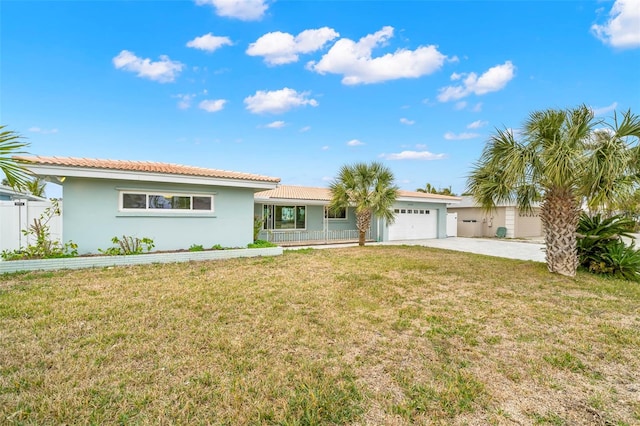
[189,244,204,252]
[211,244,224,250]
[99,236,155,256]
[247,239,277,249]
[577,213,639,281]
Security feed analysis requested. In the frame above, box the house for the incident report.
[0,184,46,202]
[254,185,460,245]
[18,156,280,254]
[447,196,542,238]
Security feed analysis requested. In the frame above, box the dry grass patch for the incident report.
[1,246,639,425]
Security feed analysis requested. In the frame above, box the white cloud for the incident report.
[113,50,184,83]
[472,103,483,112]
[444,131,480,140]
[437,61,516,102]
[321,176,332,181]
[592,102,618,116]
[28,127,58,134]
[321,146,329,151]
[195,0,268,21]
[300,126,311,132]
[307,26,449,85]
[400,118,415,125]
[454,101,467,110]
[198,99,227,112]
[266,120,286,128]
[346,139,364,146]
[244,87,318,114]
[467,120,488,129]
[174,93,195,109]
[380,150,447,160]
[247,27,339,65]
[186,33,233,52]
[592,0,640,49]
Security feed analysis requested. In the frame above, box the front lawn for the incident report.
[1,246,639,424]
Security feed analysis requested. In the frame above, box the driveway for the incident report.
[379,237,546,263]
[288,237,547,263]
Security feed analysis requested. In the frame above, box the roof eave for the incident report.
[25,164,280,190]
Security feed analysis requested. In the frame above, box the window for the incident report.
[263,205,306,230]
[425,210,430,214]
[325,207,347,219]
[121,192,214,212]
[400,209,406,214]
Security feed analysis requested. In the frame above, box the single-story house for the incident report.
[447,196,542,239]
[254,185,460,245]
[18,156,281,254]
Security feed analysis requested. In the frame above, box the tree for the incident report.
[416,183,456,196]
[23,178,46,197]
[0,126,31,188]
[329,162,399,246]
[467,105,640,277]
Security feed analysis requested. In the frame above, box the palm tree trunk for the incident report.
[540,187,581,277]
[356,210,372,246]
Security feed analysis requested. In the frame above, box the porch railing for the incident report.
[259,229,371,245]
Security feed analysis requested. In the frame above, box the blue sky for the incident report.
[2,0,639,198]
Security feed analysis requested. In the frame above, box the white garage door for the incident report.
[388,208,438,240]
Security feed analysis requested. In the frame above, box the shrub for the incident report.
[577,213,639,281]
[99,236,155,256]
[211,244,224,250]
[1,199,78,260]
[189,244,204,252]
[248,239,277,249]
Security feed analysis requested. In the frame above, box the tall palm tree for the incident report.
[467,105,640,277]
[416,183,437,193]
[329,162,399,246]
[0,126,31,188]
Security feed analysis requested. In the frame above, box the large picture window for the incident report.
[263,205,306,230]
[121,192,214,212]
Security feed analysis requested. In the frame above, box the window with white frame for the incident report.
[120,192,214,212]
[325,206,347,219]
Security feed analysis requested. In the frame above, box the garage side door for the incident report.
[388,208,438,240]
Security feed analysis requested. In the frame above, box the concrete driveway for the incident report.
[288,237,547,263]
[379,237,546,263]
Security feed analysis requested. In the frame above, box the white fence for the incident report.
[259,229,370,245]
[0,200,62,253]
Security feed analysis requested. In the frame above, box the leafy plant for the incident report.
[247,239,277,249]
[99,236,155,256]
[253,216,264,242]
[189,244,204,252]
[577,212,639,280]
[1,199,78,260]
[211,244,224,250]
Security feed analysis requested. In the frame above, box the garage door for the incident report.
[388,208,438,240]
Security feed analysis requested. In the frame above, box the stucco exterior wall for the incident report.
[63,177,256,254]
[450,206,543,238]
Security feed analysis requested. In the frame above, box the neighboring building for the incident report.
[254,185,460,245]
[447,196,542,239]
[0,184,46,202]
[18,156,280,254]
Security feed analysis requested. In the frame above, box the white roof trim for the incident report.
[25,164,279,190]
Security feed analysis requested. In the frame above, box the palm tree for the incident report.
[416,183,437,193]
[467,105,640,277]
[329,162,399,246]
[0,126,31,188]
[23,178,46,197]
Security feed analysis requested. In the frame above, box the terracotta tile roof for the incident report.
[15,155,280,183]
[255,185,460,202]
[397,190,461,202]
[255,185,331,201]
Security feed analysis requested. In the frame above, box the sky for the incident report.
[2,0,640,198]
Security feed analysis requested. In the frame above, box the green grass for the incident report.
[1,245,639,424]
